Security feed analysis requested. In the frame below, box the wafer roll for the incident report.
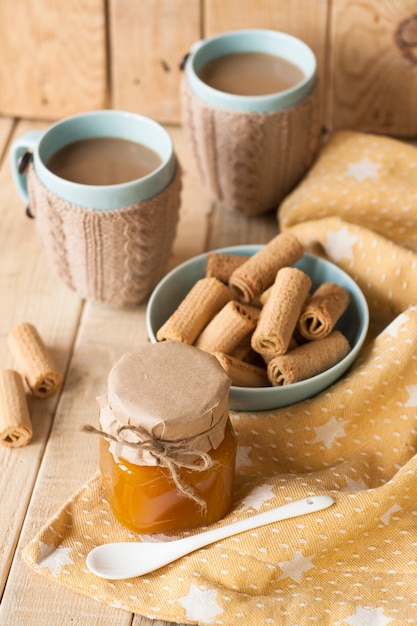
[195,301,259,354]
[230,334,256,362]
[213,352,269,387]
[259,286,272,306]
[156,277,231,344]
[8,323,62,398]
[298,282,350,340]
[206,253,248,284]
[267,331,350,386]
[252,267,312,355]
[261,337,299,364]
[0,369,32,447]
[229,232,304,303]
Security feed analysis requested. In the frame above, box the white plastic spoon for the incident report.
[86,495,334,579]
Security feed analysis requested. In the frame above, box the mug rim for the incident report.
[34,110,176,210]
[185,28,317,113]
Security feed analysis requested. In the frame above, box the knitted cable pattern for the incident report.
[181,78,321,216]
[27,164,181,307]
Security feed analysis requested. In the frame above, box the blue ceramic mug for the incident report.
[10,110,176,211]
[184,29,317,113]
[9,110,181,308]
[181,29,320,216]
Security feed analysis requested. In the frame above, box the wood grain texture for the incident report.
[0,0,107,119]
[0,118,14,156]
[0,120,83,615]
[133,618,179,626]
[1,1,417,135]
[329,0,417,135]
[167,125,213,267]
[109,0,201,123]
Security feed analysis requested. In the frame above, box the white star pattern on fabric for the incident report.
[36,542,73,576]
[235,445,252,468]
[382,312,408,338]
[380,504,402,525]
[345,157,380,182]
[239,484,276,511]
[404,384,417,407]
[344,605,393,625]
[343,476,368,491]
[325,227,359,262]
[278,550,315,583]
[177,583,223,622]
[312,416,348,449]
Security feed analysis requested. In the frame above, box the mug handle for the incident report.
[179,39,205,70]
[10,130,43,205]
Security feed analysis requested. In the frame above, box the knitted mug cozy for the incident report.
[27,163,182,307]
[181,78,321,217]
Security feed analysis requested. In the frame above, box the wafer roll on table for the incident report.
[7,322,62,398]
[195,301,259,355]
[156,277,231,344]
[213,352,269,388]
[251,267,312,356]
[229,232,304,303]
[206,253,248,284]
[267,330,351,386]
[0,369,32,447]
[298,282,350,340]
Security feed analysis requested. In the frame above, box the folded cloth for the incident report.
[23,132,417,625]
[279,130,417,251]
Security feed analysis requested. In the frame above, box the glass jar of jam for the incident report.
[96,341,236,534]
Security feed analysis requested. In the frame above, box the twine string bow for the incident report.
[82,423,215,510]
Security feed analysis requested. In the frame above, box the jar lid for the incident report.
[98,341,231,466]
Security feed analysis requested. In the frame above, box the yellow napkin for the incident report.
[279,130,417,251]
[23,132,417,625]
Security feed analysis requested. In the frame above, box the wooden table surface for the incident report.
[0,117,279,626]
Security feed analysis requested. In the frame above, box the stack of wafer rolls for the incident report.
[267,331,351,386]
[156,277,231,344]
[156,232,353,388]
[1,322,63,448]
[0,369,32,447]
[298,282,350,340]
[229,232,304,302]
[8,322,62,398]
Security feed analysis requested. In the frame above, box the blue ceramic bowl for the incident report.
[146,245,369,411]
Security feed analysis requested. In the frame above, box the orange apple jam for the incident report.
[95,341,236,534]
[99,419,236,533]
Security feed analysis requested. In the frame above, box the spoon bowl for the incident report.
[86,494,334,579]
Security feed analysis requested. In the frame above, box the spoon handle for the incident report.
[86,495,335,579]
[175,495,334,555]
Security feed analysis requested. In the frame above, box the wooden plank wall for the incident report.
[0,0,416,137]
